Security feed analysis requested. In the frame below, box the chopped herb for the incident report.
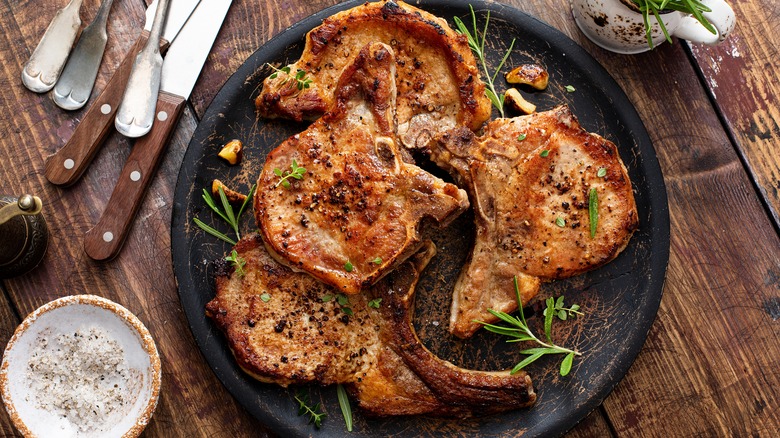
[321,294,333,303]
[370,257,382,265]
[294,390,326,429]
[368,298,382,308]
[274,159,306,189]
[565,85,576,93]
[540,150,550,157]
[193,184,256,245]
[344,261,354,272]
[225,249,246,277]
[555,217,565,227]
[589,188,599,238]
[337,384,353,432]
[336,294,350,306]
[476,277,582,376]
[260,293,271,302]
[453,6,516,118]
[341,307,354,316]
[517,133,527,141]
[597,167,607,178]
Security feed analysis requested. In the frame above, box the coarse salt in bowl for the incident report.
[0,295,161,437]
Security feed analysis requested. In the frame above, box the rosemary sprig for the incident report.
[268,64,313,90]
[294,390,326,429]
[631,0,715,48]
[477,277,582,376]
[274,159,306,189]
[454,5,516,118]
[193,184,257,245]
[225,249,246,277]
[337,384,353,432]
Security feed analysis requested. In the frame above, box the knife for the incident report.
[44,0,201,186]
[84,0,231,261]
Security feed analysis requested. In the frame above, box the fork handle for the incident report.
[84,91,185,261]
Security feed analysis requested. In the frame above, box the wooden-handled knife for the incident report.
[44,0,201,187]
[83,0,232,261]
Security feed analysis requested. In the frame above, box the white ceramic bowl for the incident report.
[0,295,161,437]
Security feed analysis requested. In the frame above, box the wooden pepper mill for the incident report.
[0,194,49,279]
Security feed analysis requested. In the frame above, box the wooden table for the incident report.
[1,0,779,436]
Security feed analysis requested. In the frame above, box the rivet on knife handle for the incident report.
[22,0,84,93]
[45,33,151,186]
[84,91,186,261]
[52,0,115,110]
[114,0,170,138]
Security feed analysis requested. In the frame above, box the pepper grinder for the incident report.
[0,194,49,279]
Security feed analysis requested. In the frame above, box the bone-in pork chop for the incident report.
[255,0,491,150]
[428,106,639,338]
[206,235,536,417]
[255,42,468,294]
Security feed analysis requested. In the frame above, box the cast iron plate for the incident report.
[171,1,670,436]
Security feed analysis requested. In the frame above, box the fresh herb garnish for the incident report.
[294,390,326,429]
[260,293,271,303]
[370,257,382,265]
[555,217,565,227]
[336,294,350,306]
[341,307,354,316]
[597,167,607,178]
[225,249,246,277]
[565,85,576,93]
[274,159,306,189]
[543,296,583,321]
[368,298,382,308]
[631,0,716,48]
[322,294,333,303]
[476,277,582,376]
[268,64,313,90]
[337,384,353,432]
[517,133,527,141]
[344,261,354,272]
[589,188,599,238]
[540,149,550,157]
[454,5,516,118]
[193,184,256,245]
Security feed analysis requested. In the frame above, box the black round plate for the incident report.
[171,1,670,436]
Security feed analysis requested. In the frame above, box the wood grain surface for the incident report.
[1,0,779,437]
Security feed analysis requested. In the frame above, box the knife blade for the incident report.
[44,0,201,187]
[84,0,231,261]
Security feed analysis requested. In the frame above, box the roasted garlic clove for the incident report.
[505,64,549,90]
[212,179,247,203]
[218,139,244,165]
[505,89,536,114]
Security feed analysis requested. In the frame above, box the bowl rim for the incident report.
[0,294,162,437]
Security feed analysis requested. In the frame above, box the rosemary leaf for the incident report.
[337,384,353,432]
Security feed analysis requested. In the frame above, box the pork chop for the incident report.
[427,106,639,338]
[206,235,536,417]
[255,0,491,150]
[255,42,469,294]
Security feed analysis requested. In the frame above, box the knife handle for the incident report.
[45,31,170,187]
[84,91,185,261]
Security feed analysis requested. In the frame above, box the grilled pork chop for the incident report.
[206,235,536,417]
[255,42,469,294]
[428,106,639,338]
[255,0,491,150]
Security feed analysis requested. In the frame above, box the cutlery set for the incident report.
[26,0,232,261]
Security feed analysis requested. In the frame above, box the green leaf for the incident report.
[597,167,607,178]
[517,133,527,141]
[555,217,565,227]
[565,85,576,93]
[193,218,237,245]
[511,351,546,374]
[337,384,353,432]
[260,293,271,302]
[344,261,354,272]
[321,294,333,302]
[519,347,559,355]
[555,296,565,308]
[570,304,581,312]
[368,298,382,308]
[370,257,382,265]
[589,188,599,238]
[282,179,291,189]
[236,184,257,223]
[560,352,575,376]
[341,307,354,316]
[544,297,554,342]
[274,168,283,177]
[336,294,349,306]
[540,150,550,157]
[558,310,568,321]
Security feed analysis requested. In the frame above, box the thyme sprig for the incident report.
[631,0,716,48]
[294,390,326,429]
[193,184,256,245]
[543,296,583,321]
[268,64,313,90]
[454,5,516,118]
[274,159,306,189]
[477,277,582,376]
[225,249,246,277]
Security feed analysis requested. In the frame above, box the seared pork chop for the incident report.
[255,42,469,294]
[428,106,639,338]
[255,0,491,150]
[206,235,536,417]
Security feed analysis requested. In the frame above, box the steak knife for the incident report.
[44,0,201,187]
[84,0,232,261]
